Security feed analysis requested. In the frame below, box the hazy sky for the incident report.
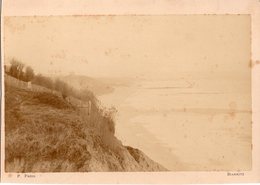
[4,15,250,80]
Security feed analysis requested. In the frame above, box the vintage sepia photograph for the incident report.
[2,0,260,183]
[2,14,252,173]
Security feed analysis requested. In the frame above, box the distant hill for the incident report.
[96,76,134,87]
[61,74,114,96]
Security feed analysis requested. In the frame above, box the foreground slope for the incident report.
[5,85,166,172]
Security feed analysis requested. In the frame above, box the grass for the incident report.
[5,83,166,172]
[33,92,73,109]
[5,84,119,172]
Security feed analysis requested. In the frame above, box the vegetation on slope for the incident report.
[61,74,114,96]
[5,59,96,100]
[5,58,166,172]
[5,84,166,172]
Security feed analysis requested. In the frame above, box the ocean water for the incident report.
[98,79,251,171]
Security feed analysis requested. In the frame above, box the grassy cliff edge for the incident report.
[5,84,167,172]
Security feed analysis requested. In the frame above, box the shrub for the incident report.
[32,74,54,89]
[24,66,35,82]
[33,92,73,109]
[8,59,25,80]
[101,106,117,135]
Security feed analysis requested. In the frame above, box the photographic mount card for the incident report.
[1,0,260,183]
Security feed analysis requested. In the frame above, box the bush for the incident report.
[54,79,71,99]
[8,59,25,80]
[33,92,73,109]
[24,66,35,82]
[32,74,54,89]
[101,106,117,135]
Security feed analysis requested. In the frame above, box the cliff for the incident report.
[5,84,166,172]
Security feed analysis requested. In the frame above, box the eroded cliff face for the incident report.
[80,140,167,172]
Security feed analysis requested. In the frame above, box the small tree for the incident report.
[9,59,25,80]
[54,79,69,99]
[24,66,35,82]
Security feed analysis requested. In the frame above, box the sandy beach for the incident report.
[98,78,251,171]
